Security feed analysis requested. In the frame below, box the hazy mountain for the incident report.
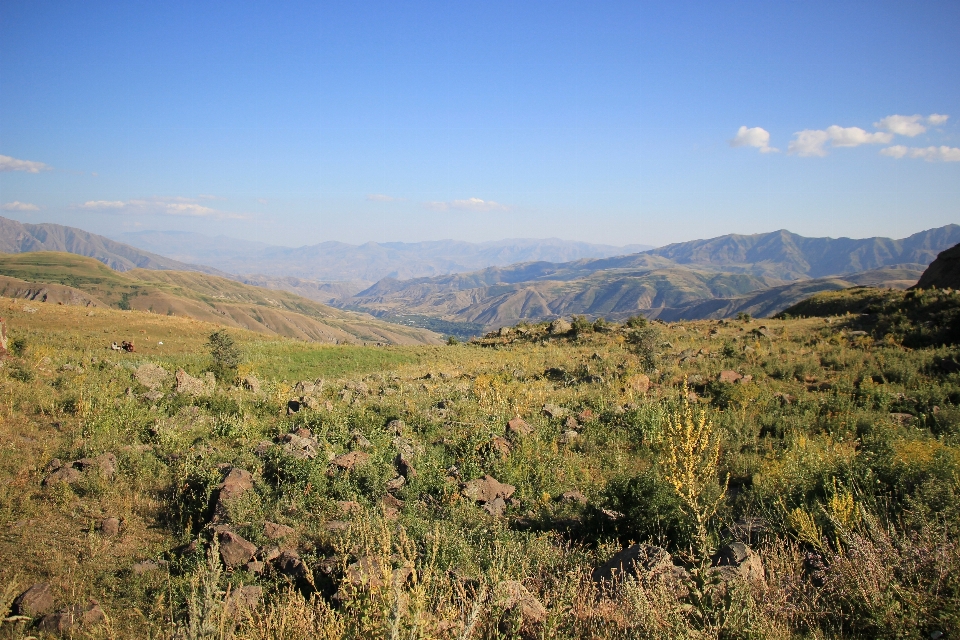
[115,230,653,282]
[346,227,958,330]
[0,216,227,275]
[0,252,441,345]
[646,225,960,280]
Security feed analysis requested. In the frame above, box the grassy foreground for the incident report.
[1,290,959,639]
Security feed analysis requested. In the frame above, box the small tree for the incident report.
[571,315,593,337]
[627,325,660,373]
[206,330,241,382]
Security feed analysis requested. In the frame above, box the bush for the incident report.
[206,329,242,382]
[627,326,661,372]
[571,315,593,337]
[595,469,694,551]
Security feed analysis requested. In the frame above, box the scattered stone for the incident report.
[275,550,309,579]
[564,416,580,430]
[577,409,595,422]
[254,440,275,457]
[848,330,868,337]
[382,494,403,520]
[175,369,215,396]
[387,419,405,434]
[38,601,105,634]
[337,501,363,515]
[242,375,261,394]
[13,583,55,617]
[99,517,121,538]
[559,430,579,444]
[625,373,650,394]
[258,546,281,564]
[132,560,160,575]
[350,432,372,449]
[329,451,370,472]
[324,520,350,532]
[219,531,257,567]
[718,370,743,384]
[738,374,753,384]
[493,580,547,625]
[43,465,82,486]
[282,433,318,460]
[226,585,262,613]
[463,475,516,504]
[213,467,254,520]
[263,521,293,540]
[482,497,507,517]
[711,542,765,584]
[541,403,566,419]
[560,490,587,504]
[549,318,572,335]
[488,436,512,457]
[395,454,416,478]
[134,363,169,390]
[386,475,406,492]
[506,416,532,436]
[592,544,674,583]
[890,412,915,426]
[73,453,118,478]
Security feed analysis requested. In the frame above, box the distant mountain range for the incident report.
[0,216,226,275]
[115,230,653,284]
[4,215,958,335]
[0,252,440,345]
[345,226,960,332]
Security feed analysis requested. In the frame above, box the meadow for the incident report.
[1,288,958,639]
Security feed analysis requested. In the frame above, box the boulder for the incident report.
[134,363,169,391]
[506,416,532,437]
[541,403,566,419]
[330,451,370,472]
[718,370,743,384]
[463,475,516,504]
[219,531,257,567]
[43,465,82,486]
[73,453,118,478]
[559,430,579,444]
[350,432,372,449]
[914,243,960,290]
[242,375,261,394]
[13,583,55,617]
[263,521,294,540]
[275,550,309,579]
[226,585,262,614]
[213,467,254,520]
[710,542,765,584]
[488,436,512,457]
[386,475,406,492]
[482,497,507,517]
[592,544,674,583]
[282,433,318,460]
[175,369,215,396]
[625,373,650,393]
[37,601,105,634]
[549,318,572,335]
[493,580,547,625]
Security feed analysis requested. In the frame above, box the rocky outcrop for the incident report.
[914,243,960,290]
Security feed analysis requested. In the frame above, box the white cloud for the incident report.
[367,194,400,202]
[789,125,894,156]
[426,197,508,212]
[729,126,778,153]
[787,129,832,157]
[1,201,40,211]
[77,197,248,219]
[826,125,892,147]
[873,113,950,137]
[0,154,50,173]
[880,145,960,162]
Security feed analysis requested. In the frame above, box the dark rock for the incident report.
[463,475,516,504]
[226,585,262,613]
[263,521,294,540]
[13,583,55,617]
[914,243,960,290]
[493,580,547,625]
[711,542,765,584]
[275,550,309,579]
[395,454,416,478]
[37,601,105,634]
[330,451,370,472]
[592,544,673,583]
[213,467,254,521]
[286,399,301,415]
[219,531,257,567]
[506,416,532,436]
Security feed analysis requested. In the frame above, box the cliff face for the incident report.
[914,243,960,290]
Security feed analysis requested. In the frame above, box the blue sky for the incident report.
[1,1,958,247]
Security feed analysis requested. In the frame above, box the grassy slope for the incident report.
[0,252,442,346]
[1,287,958,638]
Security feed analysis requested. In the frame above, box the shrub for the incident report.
[206,329,242,382]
